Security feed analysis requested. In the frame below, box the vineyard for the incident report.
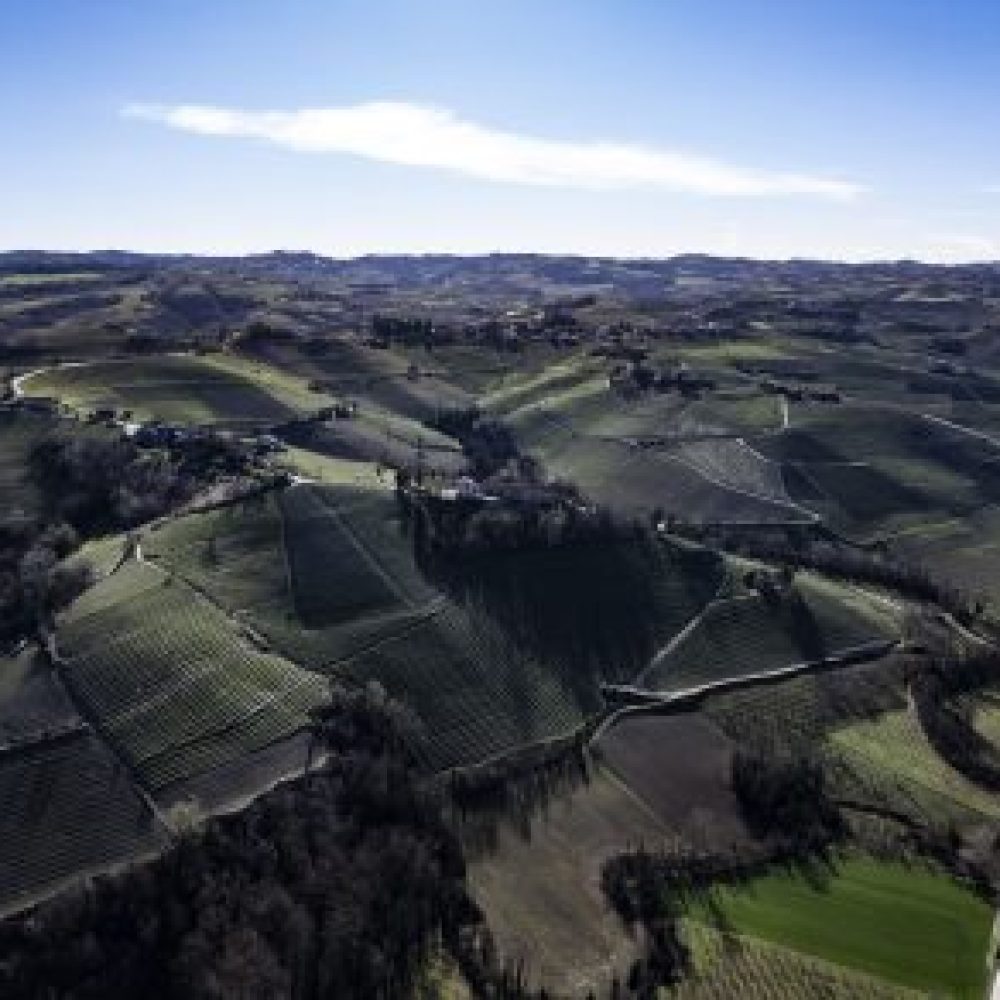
[343,602,584,770]
[0,646,79,744]
[827,708,1000,826]
[642,578,898,693]
[278,485,407,626]
[0,731,167,913]
[670,920,926,1000]
[56,560,327,793]
[681,857,993,999]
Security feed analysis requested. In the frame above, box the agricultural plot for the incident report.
[57,560,327,794]
[469,769,668,998]
[702,653,906,756]
[142,485,439,674]
[0,646,79,744]
[21,355,304,427]
[343,603,584,770]
[445,538,724,695]
[641,576,898,693]
[892,504,1000,609]
[596,713,750,850]
[279,485,405,626]
[674,438,798,511]
[669,919,924,1000]
[828,708,1000,826]
[682,856,993,999]
[0,730,167,914]
[535,434,805,522]
[766,403,1000,540]
[292,410,465,475]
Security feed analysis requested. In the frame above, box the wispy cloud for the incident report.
[985,184,1000,195]
[123,101,863,200]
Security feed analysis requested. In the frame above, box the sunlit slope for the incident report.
[56,559,327,794]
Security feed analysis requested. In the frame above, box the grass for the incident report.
[0,272,102,286]
[278,445,394,489]
[683,856,993,999]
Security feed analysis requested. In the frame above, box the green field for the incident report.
[684,857,993,999]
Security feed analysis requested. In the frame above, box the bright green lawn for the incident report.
[686,857,993,999]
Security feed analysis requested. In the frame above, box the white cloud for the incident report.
[123,100,863,200]
[985,184,1000,195]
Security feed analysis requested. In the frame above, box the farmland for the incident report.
[641,575,899,693]
[682,857,993,999]
[0,730,167,915]
[56,559,327,797]
[19,354,319,427]
[4,253,1000,997]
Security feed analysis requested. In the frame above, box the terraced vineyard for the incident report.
[669,920,925,1000]
[0,730,167,913]
[344,603,584,770]
[828,708,1000,825]
[642,577,899,693]
[57,560,327,793]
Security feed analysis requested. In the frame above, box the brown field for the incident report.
[596,711,751,851]
[468,768,669,997]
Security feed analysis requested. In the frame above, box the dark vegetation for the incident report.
[908,650,1000,792]
[672,520,978,624]
[731,751,844,851]
[0,683,554,1000]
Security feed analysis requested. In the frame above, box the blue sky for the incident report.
[2,0,999,260]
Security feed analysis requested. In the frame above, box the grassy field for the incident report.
[642,576,899,693]
[683,856,993,999]
[0,272,103,286]
[57,560,327,794]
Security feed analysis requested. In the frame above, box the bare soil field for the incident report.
[469,769,668,997]
[596,711,751,850]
